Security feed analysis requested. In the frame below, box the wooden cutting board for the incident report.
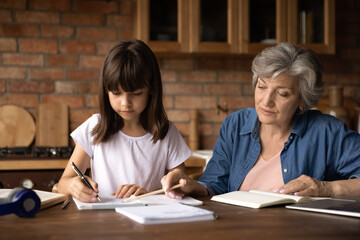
[0,105,36,147]
[36,103,69,147]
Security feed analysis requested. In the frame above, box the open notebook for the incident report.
[0,189,68,209]
[73,194,203,210]
[211,190,326,209]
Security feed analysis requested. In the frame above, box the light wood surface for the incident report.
[189,109,199,151]
[0,159,68,170]
[0,156,206,171]
[36,103,69,147]
[0,105,36,148]
[1,196,359,240]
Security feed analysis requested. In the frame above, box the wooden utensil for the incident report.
[0,105,36,147]
[36,103,69,147]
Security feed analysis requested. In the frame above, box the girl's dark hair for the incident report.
[91,39,169,144]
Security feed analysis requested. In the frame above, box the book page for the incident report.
[0,189,12,198]
[249,190,328,202]
[33,190,68,209]
[211,191,303,208]
[249,190,310,202]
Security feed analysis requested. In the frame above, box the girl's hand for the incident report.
[69,175,99,203]
[273,174,334,197]
[161,167,208,199]
[112,184,147,199]
[161,166,189,199]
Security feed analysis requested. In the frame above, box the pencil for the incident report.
[123,183,182,203]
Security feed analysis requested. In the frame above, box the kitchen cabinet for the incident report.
[189,0,238,53]
[239,0,286,54]
[285,0,335,54]
[134,0,237,54]
[133,0,335,54]
[134,0,190,53]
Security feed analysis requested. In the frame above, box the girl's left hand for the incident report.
[273,174,334,197]
[112,184,147,199]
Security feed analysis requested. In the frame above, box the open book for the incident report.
[73,194,203,210]
[115,203,216,224]
[0,189,68,210]
[211,190,324,209]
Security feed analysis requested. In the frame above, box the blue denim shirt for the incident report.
[199,108,360,196]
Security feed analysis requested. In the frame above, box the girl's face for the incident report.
[108,86,149,123]
[254,73,301,128]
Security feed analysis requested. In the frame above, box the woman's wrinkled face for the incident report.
[254,73,301,127]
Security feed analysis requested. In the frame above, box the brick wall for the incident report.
[1,0,359,149]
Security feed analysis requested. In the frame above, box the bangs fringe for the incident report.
[106,52,149,93]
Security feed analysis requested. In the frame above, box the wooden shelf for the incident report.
[0,159,68,170]
[0,156,206,171]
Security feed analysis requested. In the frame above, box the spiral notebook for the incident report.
[116,203,216,224]
[73,194,203,210]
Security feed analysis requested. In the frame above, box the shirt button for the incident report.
[284,147,288,150]
[290,135,294,140]
[283,169,288,173]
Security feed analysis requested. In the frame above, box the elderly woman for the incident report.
[163,42,360,198]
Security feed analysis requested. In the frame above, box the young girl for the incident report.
[57,40,192,203]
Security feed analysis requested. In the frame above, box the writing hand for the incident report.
[70,175,99,203]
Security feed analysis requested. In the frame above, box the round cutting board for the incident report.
[0,105,36,147]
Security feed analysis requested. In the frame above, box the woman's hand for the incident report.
[273,174,334,197]
[112,184,147,199]
[69,175,100,203]
[275,175,360,197]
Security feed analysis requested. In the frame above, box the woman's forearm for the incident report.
[331,178,360,197]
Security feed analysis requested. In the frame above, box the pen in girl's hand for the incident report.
[71,162,101,202]
[61,197,71,209]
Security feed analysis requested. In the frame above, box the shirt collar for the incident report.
[239,108,308,138]
[290,110,308,137]
[240,109,259,138]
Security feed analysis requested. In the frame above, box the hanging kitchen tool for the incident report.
[0,105,36,148]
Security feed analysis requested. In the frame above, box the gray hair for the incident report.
[251,42,324,112]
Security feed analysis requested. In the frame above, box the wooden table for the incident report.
[1,196,359,240]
